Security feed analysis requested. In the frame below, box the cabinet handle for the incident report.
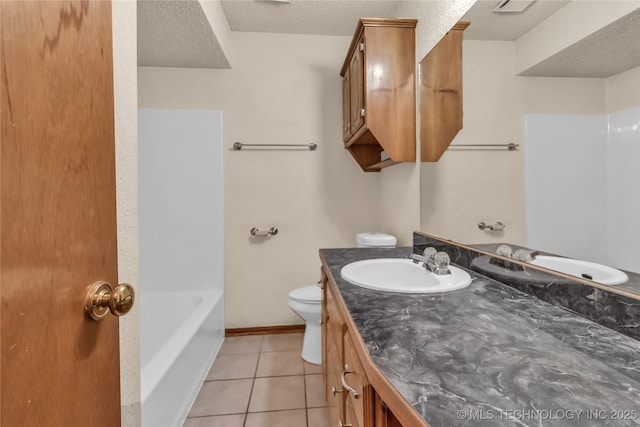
[341,364,360,399]
[338,421,352,427]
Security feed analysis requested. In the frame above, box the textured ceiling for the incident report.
[220,0,400,36]
[137,0,640,77]
[461,0,570,40]
[138,0,230,69]
[520,8,640,77]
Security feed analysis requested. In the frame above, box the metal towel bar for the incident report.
[233,142,317,151]
[449,143,519,151]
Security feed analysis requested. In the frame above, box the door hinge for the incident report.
[360,109,365,118]
[359,42,364,52]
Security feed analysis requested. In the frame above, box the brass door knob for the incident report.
[85,281,135,321]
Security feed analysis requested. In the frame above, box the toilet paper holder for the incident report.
[478,221,505,232]
[250,227,278,237]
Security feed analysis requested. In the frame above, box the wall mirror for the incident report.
[419,1,640,295]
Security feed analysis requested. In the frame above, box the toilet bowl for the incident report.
[288,232,397,365]
[288,285,322,364]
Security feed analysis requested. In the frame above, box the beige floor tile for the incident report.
[256,351,304,377]
[307,407,329,427]
[305,374,327,408]
[244,409,307,427]
[189,379,253,417]
[219,335,263,355]
[303,361,323,375]
[207,353,259,380]
[248,376,306,412]
[183,414,245,427]
[261,333,303,352]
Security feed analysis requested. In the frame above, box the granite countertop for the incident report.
[320,247,640,427]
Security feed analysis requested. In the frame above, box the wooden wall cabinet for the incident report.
[420,21,469,162]
[341,19,417,172]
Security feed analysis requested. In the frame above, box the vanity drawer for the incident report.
[344,332,369,427]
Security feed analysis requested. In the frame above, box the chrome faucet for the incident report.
[513,249,540,262]
[412,247,451,275]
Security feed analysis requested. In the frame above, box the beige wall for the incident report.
[606,66,640,113]
[112,1,140,425]
[420,40,607,244]
[138,32,383,328]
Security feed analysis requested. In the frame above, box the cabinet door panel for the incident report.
[344,332,369,427]
[349,37,365,135]
[346,396,362,427]
[327,346,343,427]
[343,74,352,142]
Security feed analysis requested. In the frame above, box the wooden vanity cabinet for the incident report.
[323,272,373,427]
[322,268,410,427]
[323,271,346,426]
[340,18,417,172]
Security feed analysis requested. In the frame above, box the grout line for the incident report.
[303,373,310,427]
[242,377,255,427]
[186,412,246,419]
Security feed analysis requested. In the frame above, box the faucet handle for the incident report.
[422,247,437,259]
[433,252,451,275]
[422,247,437,269]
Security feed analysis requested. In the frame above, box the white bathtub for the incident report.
[141,291,224,427]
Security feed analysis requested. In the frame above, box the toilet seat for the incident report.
[289,285,321,304]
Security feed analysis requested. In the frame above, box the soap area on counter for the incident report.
[319,231,640,427]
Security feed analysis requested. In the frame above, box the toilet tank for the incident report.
[356,232,397,248]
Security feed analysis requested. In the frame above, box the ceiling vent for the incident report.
[494,0,536,13]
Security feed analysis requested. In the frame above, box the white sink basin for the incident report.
[340,258,472,294]
[530,256,628,285]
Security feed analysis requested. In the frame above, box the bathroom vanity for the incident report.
[320,246,640,427]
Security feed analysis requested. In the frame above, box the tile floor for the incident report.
[184,333,329,427]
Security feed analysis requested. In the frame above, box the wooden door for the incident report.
[0,2,121,426]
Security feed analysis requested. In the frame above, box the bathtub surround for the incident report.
[321,246,640,426]
[525,107,640,274]
[138,109,225,427]
[413,232,640,341]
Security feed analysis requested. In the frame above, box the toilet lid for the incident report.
[289,285,321,303]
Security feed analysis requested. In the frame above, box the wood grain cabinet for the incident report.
[419,21,469,162]
[322,269,406,427]
[340,19,417,172]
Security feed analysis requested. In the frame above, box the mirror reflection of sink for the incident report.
[340,258,472,294]
[530,256,628,285]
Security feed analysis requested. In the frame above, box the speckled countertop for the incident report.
[320,247,640,427]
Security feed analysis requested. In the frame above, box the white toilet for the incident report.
[288,232,397,365]
[288,285,323,364]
